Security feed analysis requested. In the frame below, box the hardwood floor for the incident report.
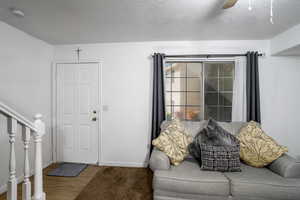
[0,164,153,200]
[0,163,101,200]
[75,166,153,200]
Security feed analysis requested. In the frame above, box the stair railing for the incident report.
[0,102,46,200]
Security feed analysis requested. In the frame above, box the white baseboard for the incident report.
[99,161,148,168]
[0,160,53,195]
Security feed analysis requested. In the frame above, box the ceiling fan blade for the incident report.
[223,0,238,9]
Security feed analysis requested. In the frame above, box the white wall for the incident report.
[260,56,300,159]
[54,40,300,164]
[0,21,53,191]
[271,24,300,55]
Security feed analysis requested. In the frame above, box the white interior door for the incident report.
[56,62,100,164]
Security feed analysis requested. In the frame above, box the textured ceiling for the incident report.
[1,0,300,44]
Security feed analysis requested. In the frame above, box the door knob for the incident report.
[92,117,97,121]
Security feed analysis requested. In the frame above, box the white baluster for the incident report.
[32,114,46,200]
[7,118,17,200]
[22,126,31,200]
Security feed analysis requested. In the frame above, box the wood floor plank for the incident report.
[0,164,153,200]
[0,163,100,200]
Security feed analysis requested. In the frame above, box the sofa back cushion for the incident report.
[161,120,245,138]
[161,120,245,159]
[161,120,207,138]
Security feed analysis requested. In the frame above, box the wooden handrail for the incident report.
[1,101,46,200]
[0,101,37,132]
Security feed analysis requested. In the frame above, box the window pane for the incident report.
[186,107,202,121]
[164,63,172,78]
[220,63,234,77]
[171,92,186,105]
[187,92,202,105]
[187,78,202,91]
[219,93,232,106]
[165,92,171,106]
[220,78,233,91]
[165,77,171,91]
[205,93,218,105]
[173,106,185,120]
[171,78,186,91]
[219,107,232,122]
[205,64,218,77]
[205,106,218,120]
[187,63,202,77]
[205,78,218,92]
[165,61,234,122]
[166,106,172,120]
[172,63,187,77]
[165,63,187,77]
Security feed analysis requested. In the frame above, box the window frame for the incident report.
[163,57,235,122]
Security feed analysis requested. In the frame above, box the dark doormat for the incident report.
[47,163,88,177]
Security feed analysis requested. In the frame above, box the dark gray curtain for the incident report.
[246,51,261,123]
[151,53,166,149]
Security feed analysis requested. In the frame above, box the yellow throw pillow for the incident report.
[152,119,193,166]
[237,121,288,168]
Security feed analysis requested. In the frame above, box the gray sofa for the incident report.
[150,121,300,200]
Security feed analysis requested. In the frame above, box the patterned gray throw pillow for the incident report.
[200,143,241,172]
[188,118,241,172]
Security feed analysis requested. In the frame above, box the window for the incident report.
[164,61,234,122]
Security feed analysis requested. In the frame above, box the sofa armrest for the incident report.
[268,154,300,178]
[149,149,170,171]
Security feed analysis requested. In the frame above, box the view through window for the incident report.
[164,61,235,122]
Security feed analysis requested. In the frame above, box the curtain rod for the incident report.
[152,53,265,58]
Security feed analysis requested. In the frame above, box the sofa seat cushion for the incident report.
[154,190,230,200]
[153,159,230,196]
[225,164,300,200]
